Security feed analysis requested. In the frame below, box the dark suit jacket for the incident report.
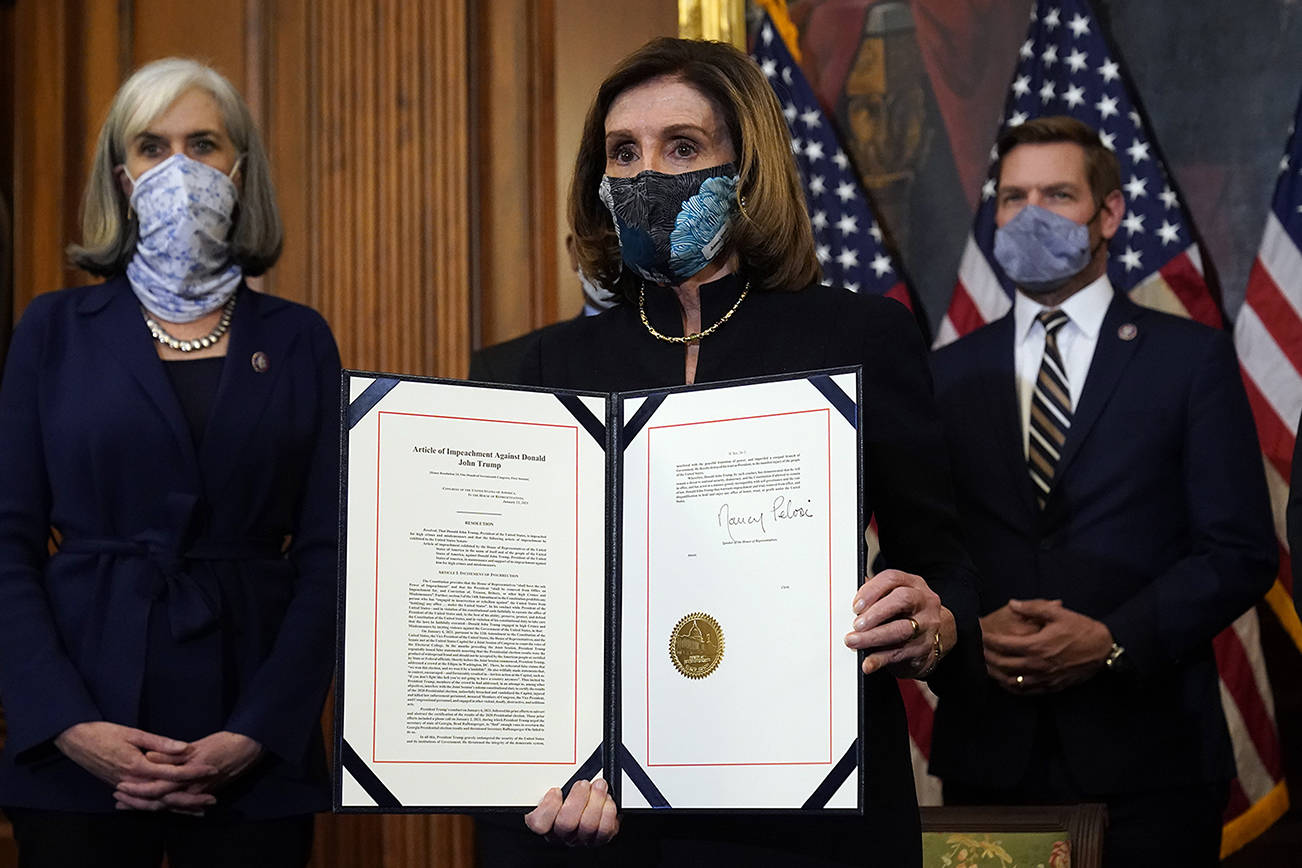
[929,293,1276,795]
[489,274,983,867]
[0,276,339,816]
[468,316,580,384]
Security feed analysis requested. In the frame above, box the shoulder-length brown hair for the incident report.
[569,37,820,297]
[69,57,283,277]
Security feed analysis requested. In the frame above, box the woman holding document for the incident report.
[0,59,337,866]
[480,37,982,868]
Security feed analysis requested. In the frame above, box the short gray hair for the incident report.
[70,57,283,276]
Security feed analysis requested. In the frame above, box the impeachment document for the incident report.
[338,370,862,813]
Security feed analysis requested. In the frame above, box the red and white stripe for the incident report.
[1238,212,1302,483]
[1235,207,1302,656]
[934,237,1010,348]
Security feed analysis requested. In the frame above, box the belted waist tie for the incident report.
[58,536,283,642]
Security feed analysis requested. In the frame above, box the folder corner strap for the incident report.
[340,738,402,809]
[561,743,606,798]
[807,374,857,429]
[800,739,859,810]
[621,393,668,447]
[348,377,402,429]
[618,743,671,808]
[554,393,607,447]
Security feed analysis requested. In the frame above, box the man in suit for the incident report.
[929,116,1276,867]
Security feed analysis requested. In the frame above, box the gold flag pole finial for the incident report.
[678,0,747,50]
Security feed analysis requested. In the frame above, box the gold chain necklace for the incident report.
[638,280,750,344]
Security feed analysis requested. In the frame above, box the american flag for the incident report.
[1231,91,1302,828]
[749,7,913,310]
[749,0,939,804]
[937,0,1220,345]
[937,0,1286,854]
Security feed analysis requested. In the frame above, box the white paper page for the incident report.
[619,374,861,810]
[340,378,607,808]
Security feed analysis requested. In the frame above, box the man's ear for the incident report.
[1098,189,1125,241]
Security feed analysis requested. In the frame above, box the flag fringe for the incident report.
[1221,779,1289,858]
[1264,580,1302,655]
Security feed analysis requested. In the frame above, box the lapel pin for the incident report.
[251,351,270,373]
[1117,323,1138,341]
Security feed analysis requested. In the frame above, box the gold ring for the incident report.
[908,617,921,639]
[1015,675,1025,686]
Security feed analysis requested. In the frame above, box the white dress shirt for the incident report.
[1014,275,1115,457]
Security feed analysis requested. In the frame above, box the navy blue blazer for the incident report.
[928,293,1276,794]
[0,276,340,816]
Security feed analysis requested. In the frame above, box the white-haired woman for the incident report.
[0,58,338,866]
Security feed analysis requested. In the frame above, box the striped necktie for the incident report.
[1028,309,1072,509]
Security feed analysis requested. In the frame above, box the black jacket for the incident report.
[479,274,982,867]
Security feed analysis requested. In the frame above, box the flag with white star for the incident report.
[936,0,1221,346]
[1236,96,1302,663]
[749,8,913,311]
[750,0,937,806]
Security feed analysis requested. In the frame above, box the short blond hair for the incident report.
[69,57,282,277]
[569,38,820,297]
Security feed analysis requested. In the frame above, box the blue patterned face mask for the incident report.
[124,154,243,323]
[599,163,739,285]
[993,203,1102,295]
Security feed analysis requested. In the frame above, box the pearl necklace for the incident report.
[638,280,750,344]
[143,296,236,352]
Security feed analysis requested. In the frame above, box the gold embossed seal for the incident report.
[669,612,724,679]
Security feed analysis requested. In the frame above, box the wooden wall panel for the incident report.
[68,1,126,203]
[550,1,678,316]
[10,0,73,312]
[1,1,15,358]
[131,0,247,88]
[261,0,308,307]
[275,0,473,856]
[0,0,8,780]
[265,0,473,858]
[476,0,677,347]
[473,0,558,348]
[279,0,470,379]
[425,0,473,379]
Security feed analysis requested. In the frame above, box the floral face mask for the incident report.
[124,153,242,322]
[598,163,739,285]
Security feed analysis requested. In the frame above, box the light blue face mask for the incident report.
[123,153,243,323]
[993,203,1102,295]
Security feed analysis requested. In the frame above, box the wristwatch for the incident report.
[1105,642,1128,672]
